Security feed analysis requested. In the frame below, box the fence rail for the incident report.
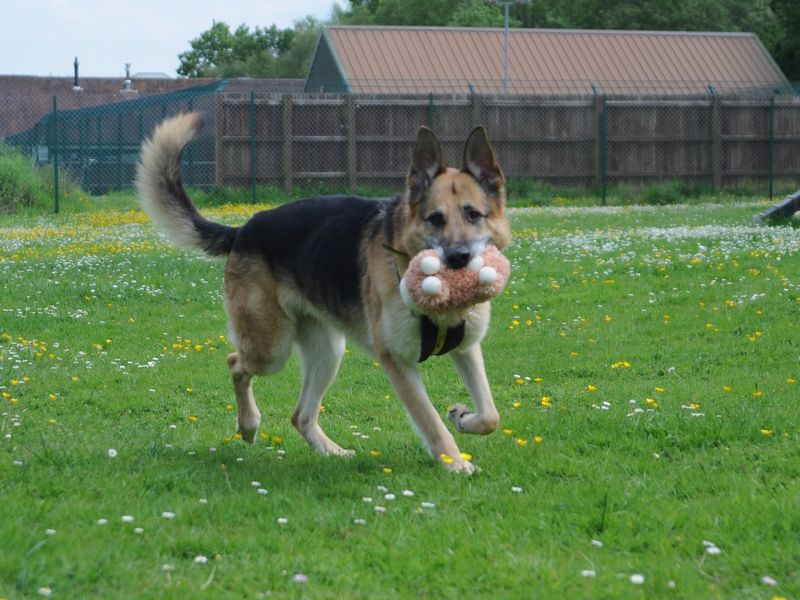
[2,85,800,210]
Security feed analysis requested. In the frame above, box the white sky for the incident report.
[0,0,340,78]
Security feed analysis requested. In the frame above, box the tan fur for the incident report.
[137,116,510,473]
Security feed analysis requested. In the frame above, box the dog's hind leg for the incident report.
[447,343,500,435]
[291,319,353,457]
[224,255,293,442]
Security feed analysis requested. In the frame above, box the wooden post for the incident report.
[470,91,482,127]
[347,95,357,192]
[710,90,722,189]
[282,94,293,194]
[593,90,607,204]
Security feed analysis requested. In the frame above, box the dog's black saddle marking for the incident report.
[418,316,465,362]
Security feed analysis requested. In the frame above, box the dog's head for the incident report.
[401,126,511,268]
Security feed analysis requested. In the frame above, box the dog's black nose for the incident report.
[444,248,471,269]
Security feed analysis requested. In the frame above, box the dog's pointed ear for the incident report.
[408,126,446,199]
[462,125,503,195]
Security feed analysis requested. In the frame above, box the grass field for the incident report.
[1,199,798,599]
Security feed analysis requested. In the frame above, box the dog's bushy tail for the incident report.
[136,112,236,256]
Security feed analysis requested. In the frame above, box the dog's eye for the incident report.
[465,208,484,223]
[426,213,446,228]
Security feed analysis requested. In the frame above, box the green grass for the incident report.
[1,199,799,598]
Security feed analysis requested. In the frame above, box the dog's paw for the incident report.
[326,446,356,458]
[236,428,258,443]
[438,453,476,475]
[447,404,499,435]
[447,403,473,432]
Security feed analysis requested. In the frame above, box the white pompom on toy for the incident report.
[421,276,443,295]
[467,255,484,271]
[478,266,497,285]
[420,255,441,275]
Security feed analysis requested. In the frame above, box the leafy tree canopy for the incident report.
[177,1,797,82]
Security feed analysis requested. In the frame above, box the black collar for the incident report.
[418,316,465,362]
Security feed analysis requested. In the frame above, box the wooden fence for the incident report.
[214,92,800,194]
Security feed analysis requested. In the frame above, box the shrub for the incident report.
[0,142,50,212]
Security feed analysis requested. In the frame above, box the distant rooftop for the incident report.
[307,26,791,95]
[133,72,173,79]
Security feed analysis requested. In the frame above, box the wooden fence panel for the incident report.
[214,93,800,192]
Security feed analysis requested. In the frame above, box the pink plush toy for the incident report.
[399,245,510,315]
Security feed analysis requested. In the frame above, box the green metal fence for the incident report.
[4,82,224,211]
[2,81,800,212]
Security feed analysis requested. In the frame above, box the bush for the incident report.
[0,142,51,212]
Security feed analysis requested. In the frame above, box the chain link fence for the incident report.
[2,81,800,211]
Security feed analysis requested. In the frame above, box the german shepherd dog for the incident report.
[136,113,510,473]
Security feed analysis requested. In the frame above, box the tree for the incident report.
[333,0,508,27]
[177,20,313,78]
[771,0,800,80]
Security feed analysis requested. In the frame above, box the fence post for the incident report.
[347,94,357,192]
[768,95,775,199]
[709,85,721,190]
[52,96,59,214]
[601,95,608,205]
[592,88,607,206]
[282,94,293,194]
[117,113,124,191]
[427,93,435,129]
[469,86,481,127]
[249,91,257,203]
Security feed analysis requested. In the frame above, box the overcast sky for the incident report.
[1,0,339,78]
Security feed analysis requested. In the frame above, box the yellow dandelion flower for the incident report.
[512,401,522,409]
[760,428,773,436]
[587,384,597,392]
[384,394,391,400]
[226,404,234,412]
[460,452,473,461]
[688,402,700,410]
[515,378,525,385]
[533,377,543,383]
[271,436,284,444]
[370,450,381,457]
[502,428,514,436]
[753,390,764,398]
[722,385,733,392]
[188,415,198,423]
[787,378,797,385]
[604,315,613,322]
[1,392,10,398]
[383,467,393,474]
[654,386,665,393]
[516,438,528,446]
[71,376,79,382]
[223,436,232,443]
[534,436,543,444]
[259,432,269,440]
[48,393,56,401]
[48,418,57,425]
[233,433,242,440]
[185,387,193,393]
[439,453,454,464]
[541,396,552,407]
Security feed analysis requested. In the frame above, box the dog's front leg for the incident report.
[447,343,500,435]
[379,352,475,474]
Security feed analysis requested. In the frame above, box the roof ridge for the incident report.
[325,25,756,38]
